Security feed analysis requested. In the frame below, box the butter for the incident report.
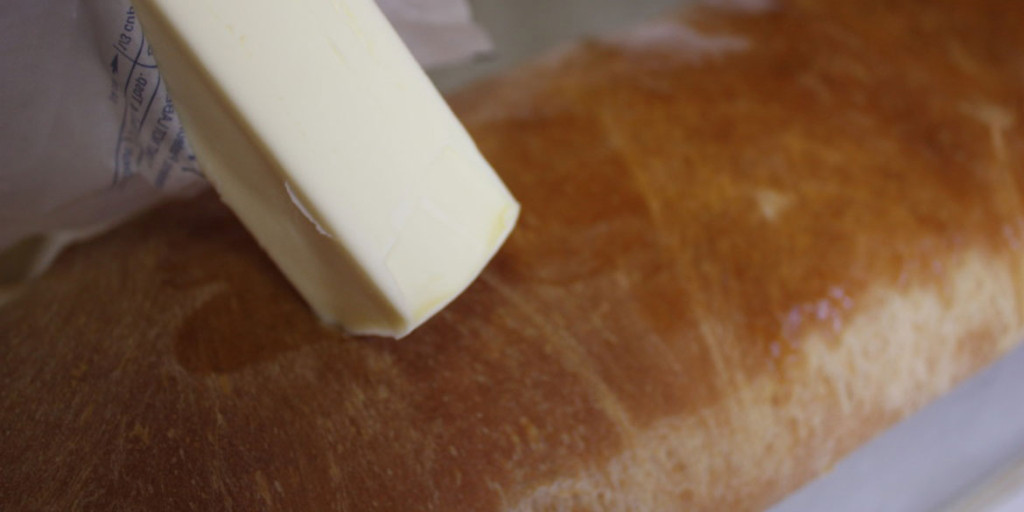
[132,0,519,337]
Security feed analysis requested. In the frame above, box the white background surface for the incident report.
[430,0,686,91]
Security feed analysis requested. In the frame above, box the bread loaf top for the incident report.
[3,0,1024,510]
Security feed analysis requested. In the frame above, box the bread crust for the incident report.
[3,0,1024,510]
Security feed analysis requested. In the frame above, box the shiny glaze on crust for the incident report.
[3,1,1024,511]
[457,0,1024,410]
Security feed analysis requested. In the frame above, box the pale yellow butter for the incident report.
[133,0,519,337]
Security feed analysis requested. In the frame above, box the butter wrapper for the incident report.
[0,0,490,285]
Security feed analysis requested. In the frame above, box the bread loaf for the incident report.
[3,0,1024,510]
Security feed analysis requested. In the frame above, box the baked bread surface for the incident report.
[3,0,1024,510]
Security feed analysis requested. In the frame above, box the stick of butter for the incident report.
[132,0,520,338]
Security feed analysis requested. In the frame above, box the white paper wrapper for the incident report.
[0,0,490,284]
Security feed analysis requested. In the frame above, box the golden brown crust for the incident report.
[3,0,1024,510]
